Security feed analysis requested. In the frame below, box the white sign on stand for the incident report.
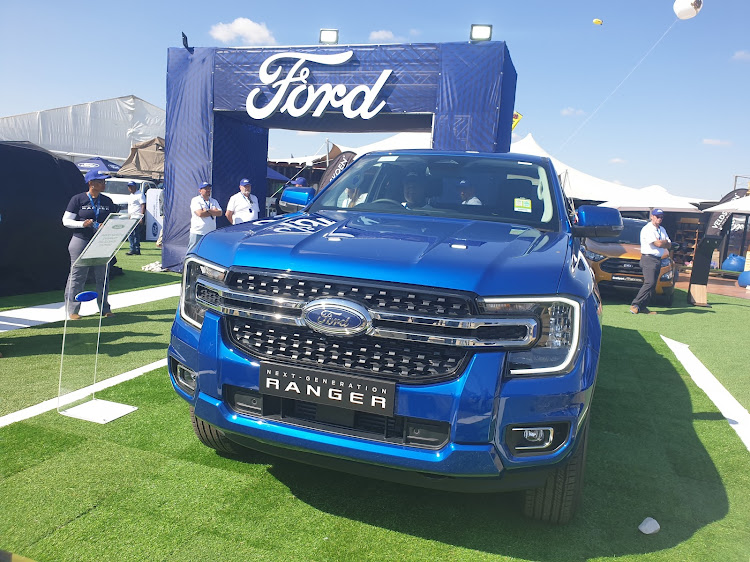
[58,213,142,424]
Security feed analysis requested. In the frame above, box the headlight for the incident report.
[478,297,582,376]
[660,269,674,281]
[180,257,227,328]
[583,248,607,262]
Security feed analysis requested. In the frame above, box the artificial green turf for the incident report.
[0,297,178,416]
[0,242,179,312]
[1,326,748,560]
[600,287,750,412]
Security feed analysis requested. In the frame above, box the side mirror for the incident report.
[279,186,315,214]
[572,205,623,238]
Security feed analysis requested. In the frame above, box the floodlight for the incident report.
[470,24,492,42]
[319,29,339,45]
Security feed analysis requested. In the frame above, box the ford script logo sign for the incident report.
[302,298,371,337]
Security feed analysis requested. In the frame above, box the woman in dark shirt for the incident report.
[62,170,116,319]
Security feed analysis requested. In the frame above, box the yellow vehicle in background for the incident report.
[582,217,677,306]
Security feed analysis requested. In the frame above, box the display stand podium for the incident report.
[58,214,141,424]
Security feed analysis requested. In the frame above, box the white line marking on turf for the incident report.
[0,283,181,333]
[0,358,167,428]
[662,335,750,452]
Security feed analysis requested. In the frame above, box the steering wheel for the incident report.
[367,198,403,207]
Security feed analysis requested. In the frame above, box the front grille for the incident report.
[227,317,468,382]
[227,270,473,318]
[225,385,449,449]
[601,258,642,275]
[193,268,536,384]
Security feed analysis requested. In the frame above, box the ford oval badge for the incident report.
[302,298,371,337]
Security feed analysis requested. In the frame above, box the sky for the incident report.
[1,1,748,200]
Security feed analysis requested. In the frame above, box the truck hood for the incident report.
[199,211,571,296]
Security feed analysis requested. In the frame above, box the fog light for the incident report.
[512,427,553,449]
[523,428,547,442]
[505,422,569,455]
[175,363,198,395]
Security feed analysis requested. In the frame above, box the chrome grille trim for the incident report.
[196,278,537,348]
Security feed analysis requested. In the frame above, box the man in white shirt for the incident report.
[126,181,146,255]
[189,182,222,250]
[459,180,482,205]
[225,178,260,224]
[630,208,671,314]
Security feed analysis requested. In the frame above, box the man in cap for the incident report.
[126,181,146,255]
[189,181,222,250]
[291,177,308,187]
[630,208,671,314]
[62,169,116,319]
[225,178,260,225]
[459,180,482,205]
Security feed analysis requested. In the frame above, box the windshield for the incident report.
[308,153,559,229]
[591,219,644,244]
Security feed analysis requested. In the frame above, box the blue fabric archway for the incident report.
[163,41,517,269]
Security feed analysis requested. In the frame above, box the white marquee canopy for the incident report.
[0,95,165,163]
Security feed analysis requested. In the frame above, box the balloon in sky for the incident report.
[673,0,703,20]
[593,18,603,25]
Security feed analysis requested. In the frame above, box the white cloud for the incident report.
[561,107,585,117]
[609,157,626,164]
[731,50,750,61]
[703,138,732,146]
[209,18,276,45]
[370,30,397,42]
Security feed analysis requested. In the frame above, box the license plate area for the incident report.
[611,275,641,283]
[260,362,396,416]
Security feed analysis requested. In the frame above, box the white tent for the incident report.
[0,95,165,163]
[337,132,648,202]
[510,134,647,202]
[600,184,700,213]
[280,131,703,207]
[703,195,750,214]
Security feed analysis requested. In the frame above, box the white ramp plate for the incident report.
[59,399,137,424]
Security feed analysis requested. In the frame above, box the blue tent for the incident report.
[76,157,121,174]
[267,166,289,182]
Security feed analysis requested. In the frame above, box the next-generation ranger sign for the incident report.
[245,51,392,120]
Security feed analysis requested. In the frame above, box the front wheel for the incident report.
[522,416,589,524]
[190,407,247,456]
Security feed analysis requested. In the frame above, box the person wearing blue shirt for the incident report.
[62,170,116,319]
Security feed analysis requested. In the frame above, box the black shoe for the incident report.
[126,251,134,255]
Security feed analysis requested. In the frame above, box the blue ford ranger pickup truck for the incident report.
[169,150,622,523]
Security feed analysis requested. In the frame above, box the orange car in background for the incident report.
[582,218,677,306]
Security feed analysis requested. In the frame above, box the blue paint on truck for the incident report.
[168,150,622,523]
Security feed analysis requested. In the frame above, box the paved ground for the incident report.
[674,275,750,301]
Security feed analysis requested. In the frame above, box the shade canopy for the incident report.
[702,196,750,214]
[267,166,289,182]
[76,157,121,174]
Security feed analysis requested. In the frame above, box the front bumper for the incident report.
[169,308,597,491]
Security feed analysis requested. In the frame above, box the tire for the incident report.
[662,290,674,307]
[654,289,674,307]
[522,416,589,524]
[190,407,246,456]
